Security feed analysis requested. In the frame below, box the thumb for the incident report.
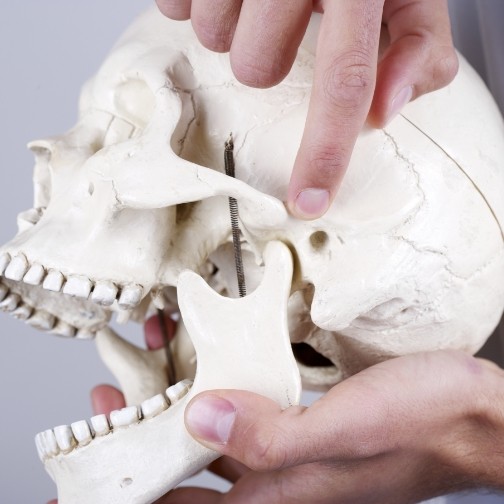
[185,390,312,472]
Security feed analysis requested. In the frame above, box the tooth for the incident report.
[90,414,110,436]
[43,270,65,292]
[63,275,92,299]
[53,425,77,454]
[0,293,21,312]
[27,310,56,331]
[71,420,93,446]
[23,263,46,285]
[110,406,140,428]
[0,284,8,302]
[91,281,118,306]
[76,329,95,340]
[166,379,193,405]
[4,253,29,281]
[51,321,77,338]
[141,394,169,420]
[42,429,60,457]
[118,284,143,310]
[17,207,42,225]
[0,253,11,275]
[12,303,34,321]
[35,433,46,461]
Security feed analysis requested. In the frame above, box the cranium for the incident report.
[1,7,504,504]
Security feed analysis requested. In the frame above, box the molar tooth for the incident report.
[141,394,169,420]
[0,253,11,276]
[71,420,93,446]
[118,284,143,310]
[110,406,140,428]
[53,425,77,454]
[166,379,193,405]
[63,275,92,299]
[0,284,9,302]
[51,321,77,338]
[43,270,65,292]
[12,303,34,321]
[35,433,46,461]
[90,414,110,436]
[76,329,95,340]
[0,293,21,312]
[91,281,118,307]
[42,429,60,457]
[23,263,46,285]
[27,310,56,331]
[4,253,29,281]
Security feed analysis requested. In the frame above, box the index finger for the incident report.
[288,0,384,219]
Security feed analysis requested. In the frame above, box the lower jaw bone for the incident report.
[43,241,302,504]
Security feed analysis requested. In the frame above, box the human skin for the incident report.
[47,318,504,504]
[156,0,459,220]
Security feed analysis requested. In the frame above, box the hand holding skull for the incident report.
[157,0,458,219]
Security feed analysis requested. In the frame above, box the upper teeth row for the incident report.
[0,281,93,338]
[0,252,143,310]
[35,379,193,461]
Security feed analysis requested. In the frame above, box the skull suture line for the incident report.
[1,7,504,504]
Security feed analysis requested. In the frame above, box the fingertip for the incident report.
[144,312,177,351]
[156,0,191,21]
[91,385,126,416]
[288,188,331,220]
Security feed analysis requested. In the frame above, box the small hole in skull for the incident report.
[292,342,334,368]
[120,478,133,488]
[88,183,95,196]
[309,231,329,250]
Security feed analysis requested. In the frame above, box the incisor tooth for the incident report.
[4,254,29,281]
[43,270,65,292]
[54,425,77,454]
[28,310,56,331]
[92,281,118,306]
[90,414,110,436]
[24,263,46,286]
[110,406,140,428]
[12,303,34,321]
[42,429,59,457]
[118,284,143,310]
[166,379,193,405]
[71,420,93,446]
[0,293,21,312]
[141,394,169,420]
[63,276,92,299]
[0,284,8,302]
[0,253,11,275]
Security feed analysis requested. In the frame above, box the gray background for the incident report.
[0,2,503,503]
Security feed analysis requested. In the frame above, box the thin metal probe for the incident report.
[224,134,247,298]
[157,308,177,387]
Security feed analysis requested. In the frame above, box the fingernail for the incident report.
[293,188,330,219]
[186,395,236,444]
[386,85,413,125]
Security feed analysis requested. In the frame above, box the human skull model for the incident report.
[1,6,504,504]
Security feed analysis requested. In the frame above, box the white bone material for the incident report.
[0,7,502,504]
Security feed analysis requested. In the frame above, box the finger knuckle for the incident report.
[323,50,375,112]
[245,427,289,472]
[307,145,348,183]
[431,47,459,88]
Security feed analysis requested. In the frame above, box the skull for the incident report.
[1,7,504,504]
